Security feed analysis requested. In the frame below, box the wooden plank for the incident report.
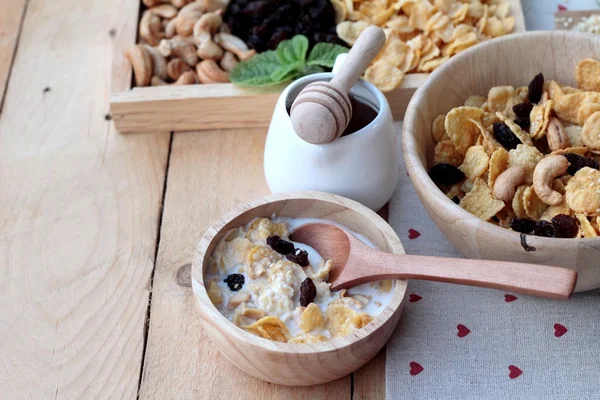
[555,10,600,30]
[0,0,171,398]
[0,0,27,108]
[110,74,429,133]
[354,348,386,400]
[138,128,352,399]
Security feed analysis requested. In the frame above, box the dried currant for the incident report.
[493,122,522,150]
[429,163,465,186]
[266,235,295,255]
[513,102,533,119]
[533,220,556,238]
[551,214,579,238]
[528,73,545,104]
[564,153,600,175]
[510,218,537,234]
[513,117,531,130]
[224,273,245,291]
[299,277,317,306]
[451,196,460,204]
[286,248,309,267]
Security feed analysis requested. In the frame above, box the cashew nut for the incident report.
[165,18,177,38]
[167,58,191,80]
[196,59,229,83]
[219,23,231,34]
[193,10,223,35]
[492,166,526,202]
[198,0,230,12]
[214,32,256,60]
[139,11,163,46]
[196,36,224,60]
[158,38,198,66]
[547,117,571,151]
[173,2,206,37]
[151,76,168,86]
[143,0,193,8]
[533,155,569,206]
[227,293,250,309]
[144,45,168,81]
[171,0,193,7]
[149,4,178,19]
[174,70,198,85]
[220,51,238,72]
[125,44,153,87]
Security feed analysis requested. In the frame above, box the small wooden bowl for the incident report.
[191,191,407,386]
[403,31,600,293]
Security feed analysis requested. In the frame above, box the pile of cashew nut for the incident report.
[126,0,256,86]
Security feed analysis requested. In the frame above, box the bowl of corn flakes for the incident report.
[403,31,600,292]
[191,191,407,386]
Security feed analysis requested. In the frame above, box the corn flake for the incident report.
[576,59,600,92]
[435,139,463,166]
[459,145,489,181]
[245,316,289,342]
[337,20,370,45]
[508,144,544,185]
[460,178,505,220]
[529,100,553,139]
[565,167,600,215]
[445,106,484,155]
[465,95,486,108]
[576,214,598,238]
[523,186,548,220]
[581,111,600,152]
[364,60,405,91]
[577,103,600,126]
[564,125,584,147]
[432,113,449,142]
[488,147,509,189]
[299,303,325,333]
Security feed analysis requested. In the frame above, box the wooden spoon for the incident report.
[289,223,577,299]
[290,25,386,144]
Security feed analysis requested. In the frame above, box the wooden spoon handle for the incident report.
[341,253,577,299]
[330,25,386,93]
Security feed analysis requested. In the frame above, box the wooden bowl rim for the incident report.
[191,191,408,354]
[403,30,600,246]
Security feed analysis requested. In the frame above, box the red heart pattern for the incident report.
[504,294,518,303]
[409,294,422,303]
[554,323,568,337]
[508,365,522,379]
[410,362,424,376]
[457,324,470,338]
[408,229,421,239]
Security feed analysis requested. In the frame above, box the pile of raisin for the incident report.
[224,273,245,291]
[429,163,465,185]
[267,235,310,267]
[563,153,600,175]
[299,277,317,306]
[512,101,533,130]
[510,214,579,238]
[224,0,343,52]
[493,122,522,150]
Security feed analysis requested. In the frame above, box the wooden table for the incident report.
[0,0,385,398]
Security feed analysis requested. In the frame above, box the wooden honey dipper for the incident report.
[290,25,386,144]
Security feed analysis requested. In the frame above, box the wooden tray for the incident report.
[109,0,526,134]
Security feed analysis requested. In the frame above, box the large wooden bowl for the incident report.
[403,31,600,293]
[191,192,407,386]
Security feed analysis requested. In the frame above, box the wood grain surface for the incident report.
[0,0,171,398]
[0,0,27,108]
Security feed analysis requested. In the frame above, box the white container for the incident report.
[263,64,399,211]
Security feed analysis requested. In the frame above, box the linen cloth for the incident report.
[385,122,600,399]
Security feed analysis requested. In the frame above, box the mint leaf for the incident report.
[293,64,324,79]
[276,35,309,65]
[270,61,304,82]
[230,50,283,86]
[307,43,349,68]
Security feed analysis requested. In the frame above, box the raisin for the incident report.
[513,102,533,119]
[451,196,460,204]
[491,216,500,223]
[533,220,556,238]
[286,248,310,267]
[563,153,600,175]
[299,277,317,306]
[510,218,537,234]
[429,163,465,185]
[513,117,531,130]
[266,235,295,255]
[552,214,579,238]
[224,274,245,291]
[527,73,544,104]
[493,122,522,150]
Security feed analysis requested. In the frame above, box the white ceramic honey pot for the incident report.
[263,54,400,211]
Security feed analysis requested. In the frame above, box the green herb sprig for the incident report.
[230,35,349,87]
